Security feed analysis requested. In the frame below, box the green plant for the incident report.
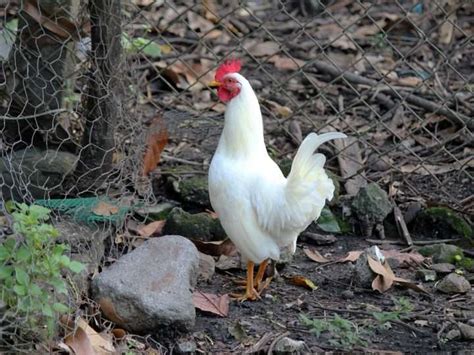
[300,314,368,349]
[372,297,413,329]
[0,203,85,339]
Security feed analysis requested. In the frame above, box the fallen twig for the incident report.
[394,204,413,246]
[310,60,473,129]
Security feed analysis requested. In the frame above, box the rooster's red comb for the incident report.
[215,59,242,81]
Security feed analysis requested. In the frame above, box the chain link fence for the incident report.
[0,0,472,351]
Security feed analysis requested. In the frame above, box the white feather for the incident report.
[208,73,346,263]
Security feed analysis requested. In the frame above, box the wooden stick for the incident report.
[394,204,413,246]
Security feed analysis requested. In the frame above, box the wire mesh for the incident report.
[0,0,472,351]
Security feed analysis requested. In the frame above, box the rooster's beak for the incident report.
[208,80,222,88]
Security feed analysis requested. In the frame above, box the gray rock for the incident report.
[341,290,354,299]
[354,246,384,288]
[300,232,336,245]
[351,183,392,238]
[458,323,474,340]
[431,263,455,274]
[445,329,461,341]
[0,148,78,200]
[92,235,200,333]
[163,207,226,241]
[175,339,197,354]
[274,337,305,354]
[418,244,463,264]
[436,273,471,294]
[172,176,210,208]
[416,269,437,282]
[197,252,215,282]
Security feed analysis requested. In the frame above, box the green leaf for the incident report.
[16,246,31,262]
[52,302,69,313]
[28,205,51,220]
[317,207,341,233]
[15,267,30,285]
[3,238,16,252]
[13,284,27,296]
[49,277,67,294]
[0,265,13,279]
[68,260,85,273]
[59,255,71,267]
[5,19,18,32]
[30,283,43,296]
[0,245,9,261]
[42,303,53,317]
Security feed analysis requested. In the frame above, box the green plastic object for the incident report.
[34,197,130,225]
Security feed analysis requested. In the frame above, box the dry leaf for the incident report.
[334,136,366,195]
[396,76,422,87]
[265,100,293,118]
[400,157,473,175]
[304,248,331,263]
[393,276,429,294]
[187,11,214,32]
[381,250,425,268]
[137,220,165,237]
[92,201,119,216]
[193,291,229,317]
[64,317,115,355]
[367,256,395,293]
[268,55,305,70]
[142,115,168,176]
[337,250,363,263]
[192,238,237,257]
[289,275,318,290]
[353,20,387,38]
[246,41,279,57]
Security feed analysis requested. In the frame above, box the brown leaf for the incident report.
[142,115,168,176]
[265,100,293,118]
[353,19,387,38]
[381,250,425,268]
[337,250,363,263]
[268,55,305,70]
[393,277,429,294]
[193,291,229,317]
[400,157,474,175]
[367,256,395,293]
[288,275,318,290]
[92,201,119,216]
[64,317,115,355]
[137,220,166,237]
[334,136,366,195]
[246,41,280,57]
[192,238,237,257]
[396,76,422,87]
[304,248,331,263]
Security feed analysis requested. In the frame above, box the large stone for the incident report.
[0,148,78,200]
[431,263,455,274]
[274,337,305,354]
[172,176,210,208]
[351,183,392,238]
[436,273,471,294]
[92,235,200,333]
[418,244,463,264]
[458,323,474,340]
[163,207,226,241]
[413,207,473,244]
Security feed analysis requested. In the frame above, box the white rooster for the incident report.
[208,60,346,301]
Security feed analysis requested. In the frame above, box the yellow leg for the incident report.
[254,259,269,291]
[230,261,259,301]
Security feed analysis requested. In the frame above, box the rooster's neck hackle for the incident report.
[218,74,266,158]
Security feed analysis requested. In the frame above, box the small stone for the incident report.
[176,339,197,354]
[353,246,384,288]
[458,323,474,340]
[416,269,437,282]
[300,232,336,245]
[351,183,393,238]
[445,329,461,341]
[436,273,471,294]
[163,207,225,241]
[92,235,200,333]
[341,290,354,299]
[197,252,215,282]
[274,337,305,354]
[431,263,455,274]
[468,319,474,327]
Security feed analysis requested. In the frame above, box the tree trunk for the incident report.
[73,0,122,193]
